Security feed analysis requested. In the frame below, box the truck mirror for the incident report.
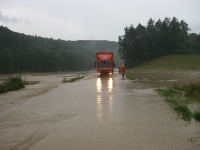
[95,62,96,67]
[113,62,115,66]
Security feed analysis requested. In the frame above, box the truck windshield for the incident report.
[98,62,111,68]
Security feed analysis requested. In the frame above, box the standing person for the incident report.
[118,65,121,73]
[121,65,126,78]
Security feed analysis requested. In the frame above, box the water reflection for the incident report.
[96,77,113,122]
[108,95,113,121]
[96,94,103,121]
[96,78,101,92]
[108,78,113,92]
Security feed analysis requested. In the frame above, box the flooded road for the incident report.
[0,71,200,150]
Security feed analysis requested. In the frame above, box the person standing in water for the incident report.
[121,65,126,78]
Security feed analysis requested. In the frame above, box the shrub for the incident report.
[193,111,200,121]
[0,75,25,93]
[174,104,192,121]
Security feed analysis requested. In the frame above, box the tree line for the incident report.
[0,26,121,73]
[118,17,200,68]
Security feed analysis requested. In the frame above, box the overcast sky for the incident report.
[0,0,200,41]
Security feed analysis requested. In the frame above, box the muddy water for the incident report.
[0,71,200,150]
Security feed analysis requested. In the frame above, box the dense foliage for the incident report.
[118,17,200,68]
[0,75,25,93]
[0,26,121,73]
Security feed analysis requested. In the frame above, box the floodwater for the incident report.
[0,70,200,150]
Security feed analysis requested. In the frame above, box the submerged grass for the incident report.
[174,104,192,121]
[126,74,135,80]
[0,75,25,93]
[157,84,200,121]
[157,88,181,97]
[174,81,200,102]
[62,76,84,83]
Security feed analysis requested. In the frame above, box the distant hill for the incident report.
[0,26,123,73]
[133,54,200,71]
[69,40,123,66]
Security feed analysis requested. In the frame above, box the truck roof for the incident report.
[96,52,113,61]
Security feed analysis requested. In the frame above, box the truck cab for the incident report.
[95,52,115,76]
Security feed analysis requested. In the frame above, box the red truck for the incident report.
[95,52,115,76]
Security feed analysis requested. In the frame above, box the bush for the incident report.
[193,111,200,121]
[0,84,7,93]
[174,104,192,121]
[0,75,25,93]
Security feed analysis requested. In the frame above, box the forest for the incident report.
[0,26,121,73]
[1,16,200,73]
[118,17,200,68]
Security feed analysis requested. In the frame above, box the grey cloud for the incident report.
[0,11,10,22]
[24,19,30,24]
[0,10,30,24]
[10,17,19,23]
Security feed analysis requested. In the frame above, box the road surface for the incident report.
[0,71,200,150]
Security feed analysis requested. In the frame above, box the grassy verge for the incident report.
[134,54,200,70]
[62,76,84,83]
[157,82,200,121]
[174,81,200,102]
[126,74,135,80]
[0,75,25,93]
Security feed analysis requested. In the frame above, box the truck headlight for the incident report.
[109,73,112,75]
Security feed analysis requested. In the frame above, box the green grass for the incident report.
[174,104,192,121]
[126,74,135,80]
[134,54,200,70]
[0,75,25,93]
[62,76,84,83]
[157,84,200,121]
[157,88,181,97]
[174,81,200,102]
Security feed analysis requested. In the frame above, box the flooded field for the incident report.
[0,70,200,149]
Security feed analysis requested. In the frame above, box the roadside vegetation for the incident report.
[126,74,135,80]
[62,76,84,83]
[0,75,25,93]
[134,55,200,71]
[118,17,200,69]
[174,82,200,101]
[157,82,200,121]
